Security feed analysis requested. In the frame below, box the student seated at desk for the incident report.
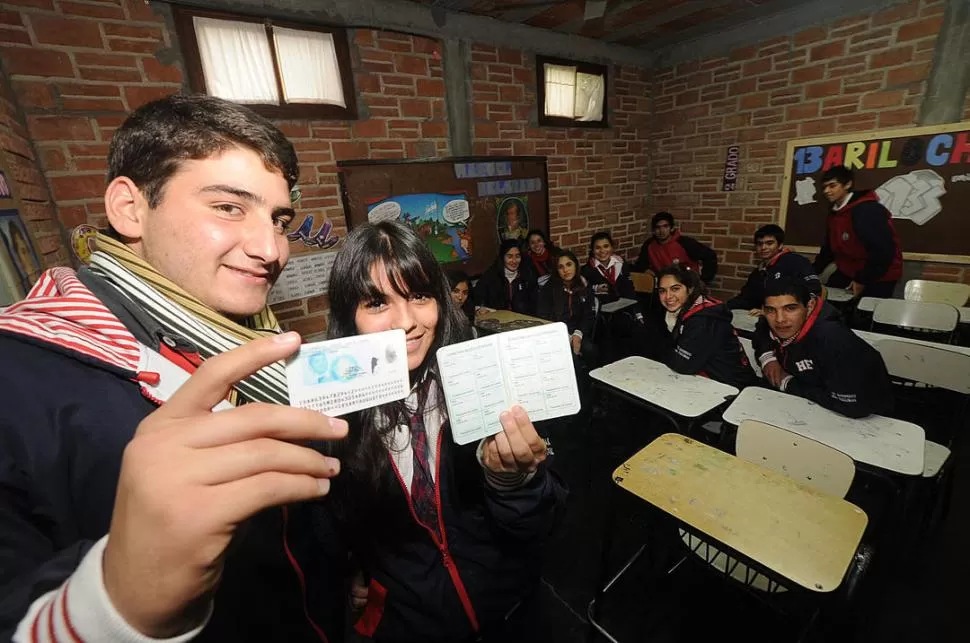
[537,250,599,368]
[657,265,758,389]
[754,278,893,418]
[446,269,476,334]
[524,229,558,286]
[726,224,821,314]
[474,239,537,315]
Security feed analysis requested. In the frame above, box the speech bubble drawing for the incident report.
[368,201,402,223]
[443,199,470,224]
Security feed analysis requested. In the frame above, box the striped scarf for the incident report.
[87,233,288,405]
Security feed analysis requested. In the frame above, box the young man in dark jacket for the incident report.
[634,211,718,283]
[727,224,821,312]
[0,96,348,641]
[813,166,903,299]
[753,278,894,418]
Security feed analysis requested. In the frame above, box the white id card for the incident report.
[285,329,410,416]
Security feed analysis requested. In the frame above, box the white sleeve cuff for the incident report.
[758,352,778,368]
[779,375,793,391]
[15,536,211,643]
[475,439,537,491]
[572,330,583,339]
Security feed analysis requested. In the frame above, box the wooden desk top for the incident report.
[590,356,738,418]
[474,310,549,333]
[614,433,868,593]
[722,387,925,476]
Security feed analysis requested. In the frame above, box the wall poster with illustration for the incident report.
[339,157,549,276]
[0,209,42,304]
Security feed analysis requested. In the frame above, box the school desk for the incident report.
[858,296,970,324]
[473,310,548,334]
[589,356,739,433]
[853,329,970,357]
[600,297,638,314]
[731,308,759,335]
[722,387,925,476]
[826,288,854,303]
[588,433,868,641]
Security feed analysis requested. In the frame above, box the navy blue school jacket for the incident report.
[726,249,821,311]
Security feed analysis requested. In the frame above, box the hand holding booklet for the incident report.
[285,329,410,416]
[436,322,581,445]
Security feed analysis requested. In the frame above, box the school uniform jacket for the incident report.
[663,297,758,390]
[634,231,718,283]
[812,190,903,285]
[580,256,636,305]
[348,425,567,643]
[752,302,894,418]
[473,267,537,315]
[0,268,346,642]
[536,278,595,338]
[726,249,822,311]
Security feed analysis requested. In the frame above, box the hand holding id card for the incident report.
[286,329,410,416]
[436,322,581,445]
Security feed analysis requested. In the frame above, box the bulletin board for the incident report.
[0,150,43,305]
[779,121,970,264]
[338,156,549,276]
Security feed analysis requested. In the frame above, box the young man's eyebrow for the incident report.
[200,184,295,218]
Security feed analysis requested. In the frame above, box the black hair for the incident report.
[552,249,583,290]
[754,224,785,245]
[821,165,854,186]
[652,211,675,228]
[656,263,706,312]
[763,276,811,307]
[326,221,470,510]
[444,269,470,290]
[587,230,615,260]
[496,238,522,269]
[526,228,549,247]
[107,94,299,209]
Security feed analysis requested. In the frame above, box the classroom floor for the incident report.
[534,399,970,643]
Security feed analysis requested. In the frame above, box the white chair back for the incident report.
[738,337,762,377]
[874,338,970,395]
[736,420,855,498]
[872,299,959,334]
[904,279,970,307]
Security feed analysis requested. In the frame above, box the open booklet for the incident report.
[285,328,410,416]
[436,322,581,445]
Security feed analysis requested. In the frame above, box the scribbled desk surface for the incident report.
[600,297,637,314]
[723,387,925,476]
[731,309,759,334]
[590,356,739,418]
[474,310,549,333]
[614,433,868,593]
[825,288,854,303]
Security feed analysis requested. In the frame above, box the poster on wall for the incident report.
[495,196,529,242]
[779,122,970,263]
[366,193,473,264]
[0,209,42,297]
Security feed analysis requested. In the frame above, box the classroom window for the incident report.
[174,7,357,120]
[536,55,607,128]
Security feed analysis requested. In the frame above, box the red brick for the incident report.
[331,141,368,160]
[393,54,428,76]
[354,29,375,48]
[352,119,387,138]
[729,45,758,62]
[1,0,53,9]
[124,85,178,109]
[475,122,499,138]
[897,16,944,41]
[29,14,103,48]
[57,82,122,98]
[103,24,163,40]
[399,98,431,118]
[878,108,916,128]
[12,81,54,108]
[420,122,448,138]
[0,47,74,78]
[499,85,524,102]
[805,79,842,99]
[741,58,772,76]
[79,67,142,82]
[59,1,126,19]
[41,148,69,171]
[416,78,445,97]
[791,64,825,83]
[728,78,756,95]
[28,116,95,141]
[412,37,439,55]
[274,122,310,138]
[887,62,931,86]
[872,2,919,26]
[786,102,819,120]
[108,39,161,54]
[0,10,22,25]
[871,47,913,68]
[861,90,905,109]
[809,41,846,62]
[75,52,139,68]
[123,0,162,22]
[49,174,105,201]
[793,26,828,47]
[63,97,127,111]
[0,26,30,45]
[141,57,183,83]
[356,74,380,94]
[739,92,769,109]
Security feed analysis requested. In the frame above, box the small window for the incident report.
[174,8,357,120]
[537,55,607,128]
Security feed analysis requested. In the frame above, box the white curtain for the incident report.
[193,16,279,104]
[544,63,576,118]
[575,71,605,122]
[273,27,346,106]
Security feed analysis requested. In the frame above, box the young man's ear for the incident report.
[806,295,818,314]
[104,177,148,240]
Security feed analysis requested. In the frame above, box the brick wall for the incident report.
[470,44,652,259]
[0,64,66,270]
[651,0,970,298]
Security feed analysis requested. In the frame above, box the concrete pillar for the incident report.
[919,0,970,125]
[443,38,471,156]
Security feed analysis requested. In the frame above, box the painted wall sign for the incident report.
[476,177,543,197]
[722,145,740,192]
[268,251,338,305]
[287,214,340,250]
[454,161,512,179]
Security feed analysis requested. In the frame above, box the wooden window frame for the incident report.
[173,6,358,120]
[536,54,608,129]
